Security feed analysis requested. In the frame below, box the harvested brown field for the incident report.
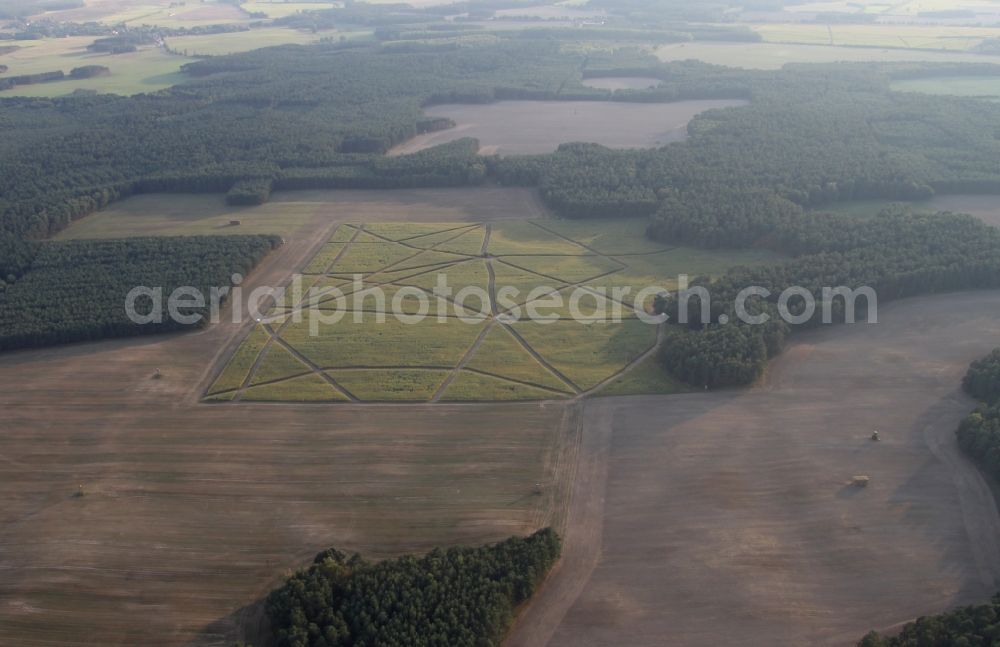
[508,290,1000,647]
[0,188,575,647]
[389,99,748,156]
[11,187,1000,645]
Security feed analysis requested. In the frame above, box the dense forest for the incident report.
[654,207,1000,388]
[0,38,589,238]
[3,20,1000,363]
[266,528,561,647]
[0,235,280,351]
[858,595,1000,646]
[5,37,1000,240]
[965,350,1000,404]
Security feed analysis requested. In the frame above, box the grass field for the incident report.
[0,36,188,97]
[56,187,553,240]
[595,353,689,397]
[91,0,250,27]
[208,218,781,402]
[54,193,326,239]
[814,195,1000,233]
[656,41,1000,69]
[0,27,363,96]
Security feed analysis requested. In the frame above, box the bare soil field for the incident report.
[14,187,1000,645]
[0,188,576,647]
[388,100,748,156]
[508,290,1000,647]
[581,77,662,91]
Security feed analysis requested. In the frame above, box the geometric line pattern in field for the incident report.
[207,219,672,404]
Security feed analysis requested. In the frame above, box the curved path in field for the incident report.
[507,290,1000,647]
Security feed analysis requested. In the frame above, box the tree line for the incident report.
[0,70,65,91]
[859,596,1000,646]
[266,528,561,647]
[0,65,110,92]
[654,207,1000,388]
[956,349,1000,483]
[0,235,280,351]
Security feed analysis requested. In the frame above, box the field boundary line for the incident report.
[481,223,493,256]
[494,259,626,316]
[308,259,470,310]
[236,369,318,391]
[529,221,631,268]
[461,367,575,396]
[360,224,484,260]
[499,321,582,395]
[580,322,665,400]
[431,320,496,402]
[394,223,481,243]
[531,402,583,532]
[195,217,343,403]
[269,334,359,402]
[232,225,364,401]
[325,364,455,371]
[313,224,484,294]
